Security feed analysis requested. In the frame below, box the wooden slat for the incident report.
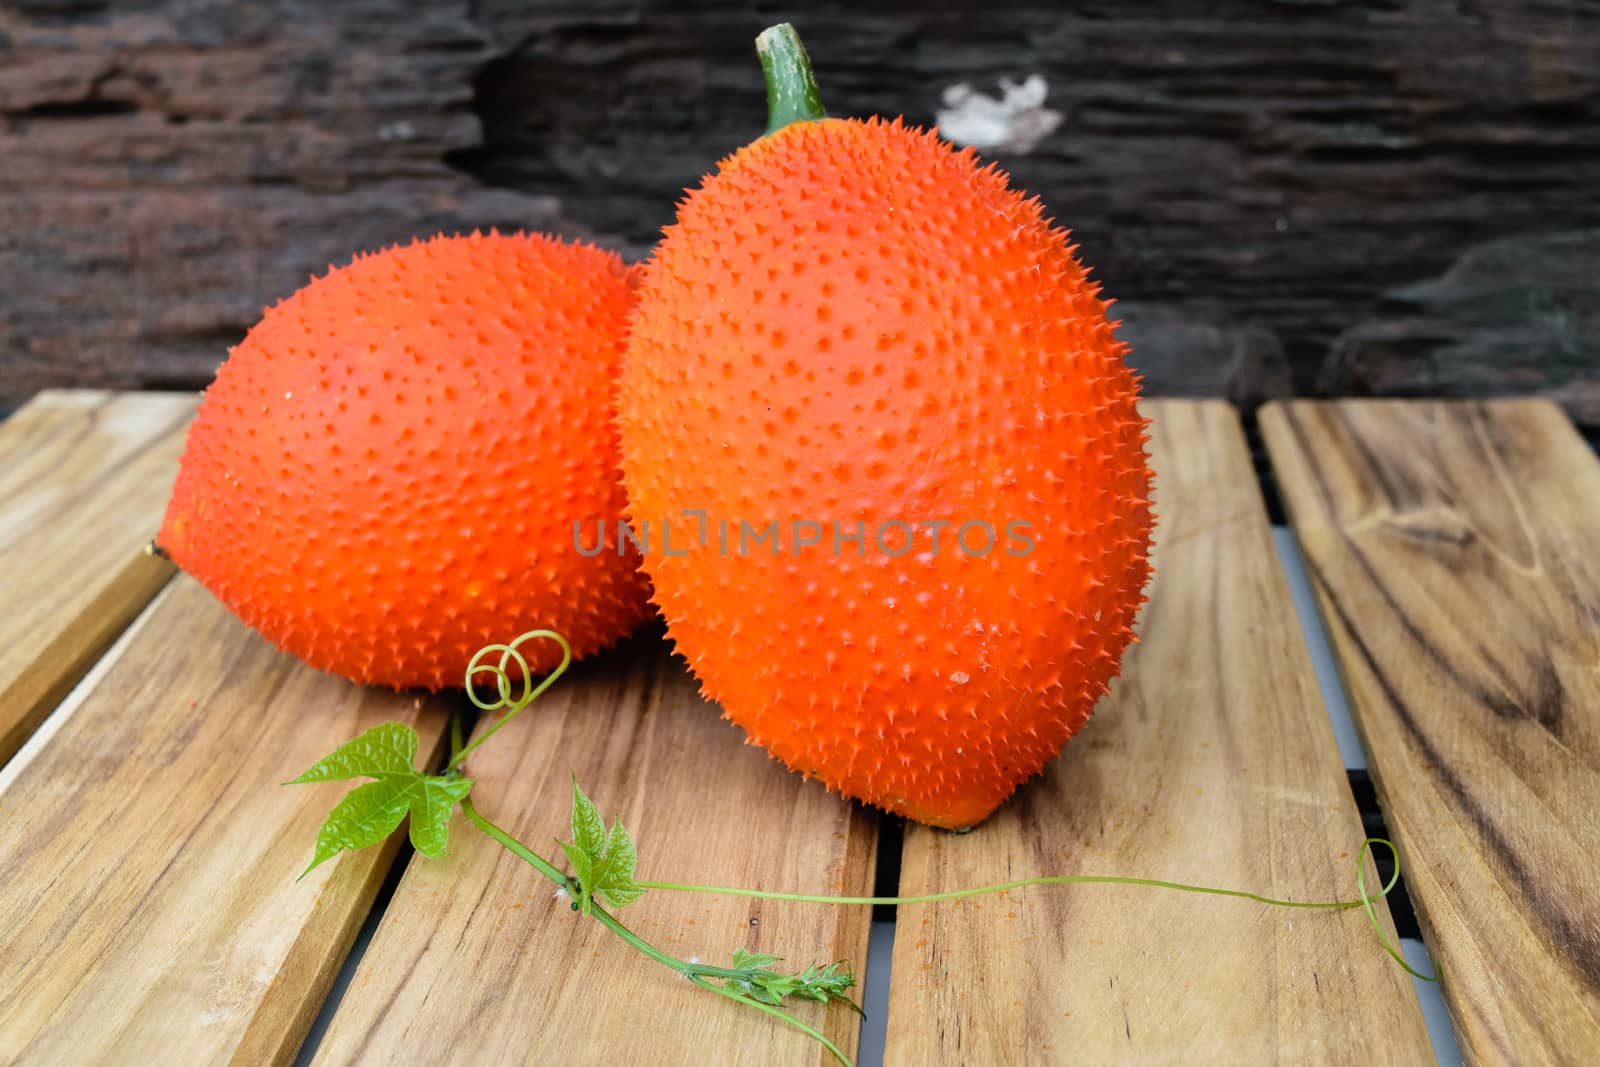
[0,578,452,1066]
[0,388,196,765]
[884,400,1433,1065]
[1262,399,1600,1063]
[313,641,878,1065]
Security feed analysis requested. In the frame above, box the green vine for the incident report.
[288,630,1436,1067]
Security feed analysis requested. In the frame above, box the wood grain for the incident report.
[9,2,1600,424]
[1321,233,1600,426]
[312,638,878,1065]
[1,1,577,408]
[884,400,1432,1065]
[1261,399,1600,1064]
[0,388,195,766]
[0,577,452,1066]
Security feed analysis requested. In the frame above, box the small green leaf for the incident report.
[715,949,860,1014]
[288,722,419,784]
[598,881,645,909]
[570,777,606,860]
[560,780,646,912]
[301,779,411,877]
[408,776,475,859]
[592,819,643,909]
[730,947,782,970]
[591,820,632,885]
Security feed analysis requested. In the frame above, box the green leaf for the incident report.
[408,776,475,859]
[730,947,783,971]
[301,780,411,877]
[591,819,632,888]
[598,880,646,909]
[591,818,644,909]
[560,779,646,912]
[291,723,475,877]
[717,950,860,1014]
[288,722,419,784]
[570,777,606,861]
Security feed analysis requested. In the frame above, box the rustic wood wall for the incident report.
[2,1,1596,425]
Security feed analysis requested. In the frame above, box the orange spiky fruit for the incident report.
[617,26,1153,827]
[158,231,652,689]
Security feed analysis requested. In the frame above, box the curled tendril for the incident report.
[1357,837,1437,981]
[448,630,572,773]
[467,640,535,713]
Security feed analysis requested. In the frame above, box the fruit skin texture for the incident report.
[159,231,652,689]
[618,118,1153,828]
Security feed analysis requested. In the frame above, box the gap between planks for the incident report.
[1262,399,1600,1065]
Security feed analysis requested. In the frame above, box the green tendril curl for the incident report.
[449,629,572,773]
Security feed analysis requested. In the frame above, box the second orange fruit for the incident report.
[617,27,1154,827]
[160,232,651,689]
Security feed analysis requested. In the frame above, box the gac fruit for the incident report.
[158,231,651,689]
[617,26,1153,827]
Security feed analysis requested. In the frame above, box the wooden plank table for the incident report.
[0,390,195,765]
[1262,400,1600,1064]
[1,389,1594,1065]
[0,579,454,1065]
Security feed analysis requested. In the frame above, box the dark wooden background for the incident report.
[2,0,1596,427]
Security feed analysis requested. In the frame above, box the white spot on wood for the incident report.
[937,74,1063,154]
[376,120,416,142]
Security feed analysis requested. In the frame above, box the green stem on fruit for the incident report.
[757,23,827,135]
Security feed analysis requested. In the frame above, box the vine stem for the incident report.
[638,838,1434,982]
[690,975,850,1066]
[461,794,569,886]
[447,633,1431,1067]
[461,797,765,981]
[459,795,854,1065]
[637,874,1376,910]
